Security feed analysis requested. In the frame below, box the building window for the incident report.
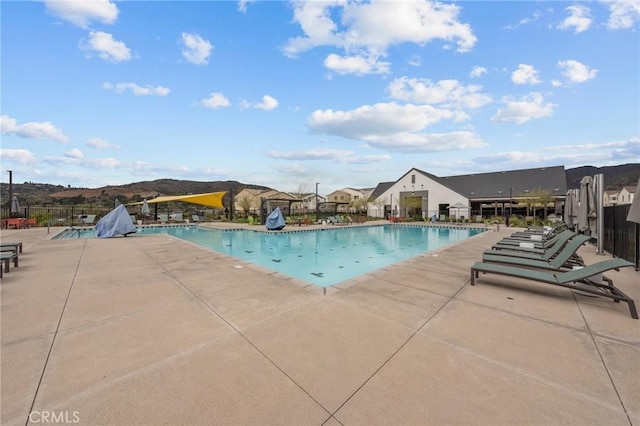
[411,174,415,184]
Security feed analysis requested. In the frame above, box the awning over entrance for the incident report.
[129,191,226,209]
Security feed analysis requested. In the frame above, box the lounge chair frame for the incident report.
[1,242,23,254]
[0,252,18,278]
[471,258,638,319]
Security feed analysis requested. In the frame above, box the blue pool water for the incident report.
[54,225,485,287]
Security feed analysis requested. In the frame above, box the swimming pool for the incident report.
[55,224,484,287]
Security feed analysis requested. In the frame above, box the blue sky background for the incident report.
[1,0,638,195]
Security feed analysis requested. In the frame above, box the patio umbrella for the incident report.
[626,178,640,224]
[141,199,150,216]
[578,176,596,234]
[10,196,20,217]
[448,202,468,219]
[564,189,579,229]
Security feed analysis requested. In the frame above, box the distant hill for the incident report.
[565,163,640,190]
[0,179,272,206]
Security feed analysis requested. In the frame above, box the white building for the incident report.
[367,166,567,220]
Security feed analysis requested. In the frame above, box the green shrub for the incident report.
[32,211,52,226]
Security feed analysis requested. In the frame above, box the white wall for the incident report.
[367,168,469,218]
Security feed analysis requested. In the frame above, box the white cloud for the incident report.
[519,11,542,26]
[103,82,170,96]
[309,102,454,138]
[267,148,391,164]
[471,137,640,168]
[268,148,354,161]
[44,155,121,169]
[388,77,492,109]
[274,163,307,175]
[200,92,230,109]
[470,66,487,78]
[130,161,232,179]
[45,0,118,28]
[491,92,555,124]
[238,0,255,13]
[83,31,131,62]
[1,115,70,143]
[65,148,84,159]
[181,32,213,65]
[86,158,121,168]
[553,136,640,160]
[253,95,279,111]
[558,4,592,33]
[365,131,486,152]
[603,0,640,29]
[504,11,542,30]
[307,102,486,152]
[557,59,598,83]
[87,137,119,149]
[408,55,422,67]
[0,149,37,164]
[324,53,390,75]
[511,64,541,85]
[283,0,476,75]
[342,154,391,164]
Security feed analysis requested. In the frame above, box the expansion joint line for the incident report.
[138,240,334,419]
[25,240,87,426]
[330,278,470,418]
[572,292,632,425]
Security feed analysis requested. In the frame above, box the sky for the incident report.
[1,0,639,196]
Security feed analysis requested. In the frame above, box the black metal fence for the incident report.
[2,205,116,227]
[603,204,639,269]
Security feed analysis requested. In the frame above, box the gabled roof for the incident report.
[437,166,567,200]
[368,182,394,202]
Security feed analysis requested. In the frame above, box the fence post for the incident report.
[596,173,605,255]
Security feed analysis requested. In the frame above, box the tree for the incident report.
[236,193,254,216]
[371,197,385,218]
[291,184,308,199]
[534,189,555,220]
[290,184,309,215]
[520,188,554,219]
[350,197,368,216]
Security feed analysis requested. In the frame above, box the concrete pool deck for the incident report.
[1,222,638,425]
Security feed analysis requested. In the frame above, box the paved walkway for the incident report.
[1,223,638,425]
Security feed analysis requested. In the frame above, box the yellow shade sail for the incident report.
[129,191,226,209]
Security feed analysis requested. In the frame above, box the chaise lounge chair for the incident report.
[482,234,592,271]
[490,230,576,255]
[494,229,575,249]
[82,214,96,226]
[470,257,637,319]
